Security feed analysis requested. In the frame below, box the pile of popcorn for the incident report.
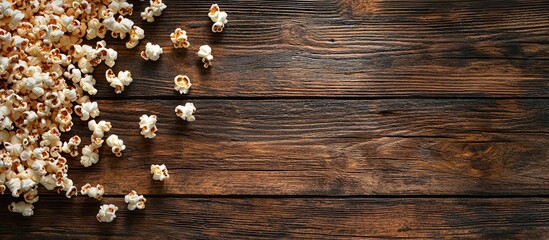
[0,0,227,222]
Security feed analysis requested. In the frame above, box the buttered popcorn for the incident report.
[174,75,192,94]
[80,183,105,201]
[175,103,196,122]
[150,164,169,181]
[96,204,118,223]
[125,190,147,210]
[170,28,190,48]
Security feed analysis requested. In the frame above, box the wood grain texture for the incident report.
[88,0,549,98]
[1,197,548,239]
[39,99,548,196]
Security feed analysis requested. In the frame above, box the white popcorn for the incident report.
[197,45,213,68]
[141,42,163,61]
[140,0,167,22]
[170,28,190,48]
[150,164,169,181]
[105,69,133,94]
[75,101,100,121]
[61,136,82,157]
[88,120,112,139]
[174,75,192,94]
[80,183,105,201]
[106,134,125,157]
[96,204,118,223]
[80,144,100,167]
[139,114,158,139]
[126,26,145,49]
[208,4,228,32]
[8,201,34,217]
[124,190,147,210]
[175,103,196,122]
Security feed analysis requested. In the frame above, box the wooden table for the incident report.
[3,0,549,238]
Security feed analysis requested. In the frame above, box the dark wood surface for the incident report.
[2,0,549,238]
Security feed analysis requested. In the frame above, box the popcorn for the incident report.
[197,45,213,68]
[126,26,145,49]
[61,136,82,157]
[80,143,100,167]
[74,101,100,121]
[139,115,158,139]
[141,42,163,61]
[174,75,192,94]
[170,28,190,48]
[175,103,196,122]
[208,4,228,33]
[88,120,112,139]
[124,190,147,210]
[150,164,169,181]
[8,201,34,217]
[105,69,133,94]
[141,0,167,22]
[80,183,105,201]
[96,204,118,223]
[106,134,125,157]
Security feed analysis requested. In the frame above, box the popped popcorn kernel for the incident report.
[96,204,118,223]
[175,103,196,122]
[174,75,192,94]
[197,45,213,68]
[139,115,158,139]
[141,42,163,61]
[150,164,169,181]
[125,190,147,210]
[170,28,190,48]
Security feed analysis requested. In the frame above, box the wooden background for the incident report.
[2,0,549,238]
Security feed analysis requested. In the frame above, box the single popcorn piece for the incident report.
[74,101,100,121]
[97,204,118,223]
[174,75,192,94]
[197,45,213,68]
[88,120,112,139]
[124,190,147,210]
[80,183,105,201]
[170,28,190,48]
[139,115,158,139]
[126,26,145,49]
[106,134,126,157]
[150,164,169,181]
[141,42,163,61]
[105,69,133,94]
[141,0,167,22]
[175,103,196,122]
[8,201,34,217]
[208,4,228,32]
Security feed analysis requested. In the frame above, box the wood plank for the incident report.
[1,197,548,239]
[40,99,549,196]
[87,0,549,98]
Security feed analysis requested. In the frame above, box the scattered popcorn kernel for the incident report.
[175,103,196,122]
[125,190,147,210]
[150,164,169,181]
[197,45,213,68]
[74,101,100,121]
[88,120,112,139]
[170,28,190,48]
[8,201,34,217]
[96,204,118,223]
[139,115,158,139]
[141,42,163,61]
[80,183,105,201]
[126,26,145,49]
[208,4,228,32]
[106,134,126,157]
[106,69,133,94]
[141,0,167,22]
[174,75,192,94]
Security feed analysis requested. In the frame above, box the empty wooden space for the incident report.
[2,0,548,238]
